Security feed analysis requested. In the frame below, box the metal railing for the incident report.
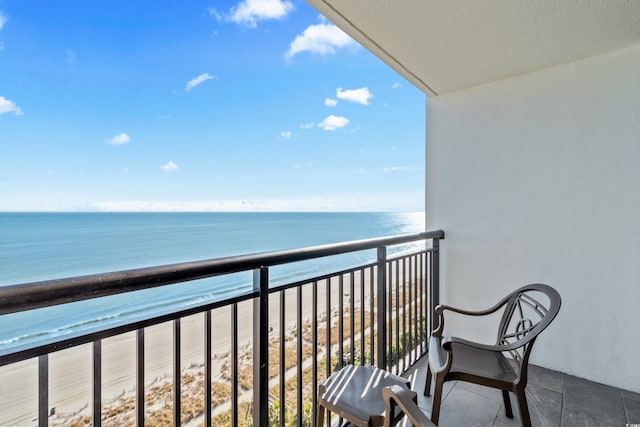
[0,230,444,426]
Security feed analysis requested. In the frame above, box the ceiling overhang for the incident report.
[305,0,640,96]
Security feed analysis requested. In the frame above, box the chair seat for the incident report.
[429,336,517,386]
[318,364,413,427]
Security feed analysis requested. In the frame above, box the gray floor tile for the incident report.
[623,388,640,402]
[563,374,626,425]
[416,379,456,413]
[560,409,619,427]
[437,387,501,427]
[528,364,564,394]
[493,383,562,427]
[624,395,640,423]
[455,380,504,402]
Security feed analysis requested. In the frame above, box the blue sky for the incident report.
[0,0,425,212]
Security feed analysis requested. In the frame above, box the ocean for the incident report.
[0,212,425,352]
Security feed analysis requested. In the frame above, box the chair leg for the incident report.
[317,404,325,427]
[317,382,326,427]
[515,388,531,427]
[430,375,444,426]
[424,363,432,396]
[501,390,513,418]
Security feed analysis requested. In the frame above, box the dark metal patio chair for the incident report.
[424,283,561,427]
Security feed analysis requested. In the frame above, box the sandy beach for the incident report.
[0,268,396,426]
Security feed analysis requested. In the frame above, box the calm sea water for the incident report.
[0,212,424,351]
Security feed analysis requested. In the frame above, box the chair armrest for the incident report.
[436,298,509,317]
[432,299,510,336]
[382,385,435,427]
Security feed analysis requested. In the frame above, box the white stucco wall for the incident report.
[426,45,640,392]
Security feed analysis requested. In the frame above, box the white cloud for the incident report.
[318,115,349,131]
[384,166,404,172]
[392,82,402,89]
[286,23,355,59]
[185,73,215,92]
[280,131,292,139]
[213,0,294,28]
[106,132,130,145]
[324,98,337,107]
[336,87,373,105]
[300,122,314,129]
[162,161,179,172]
[0,96,23,115]
[208,8,224,21]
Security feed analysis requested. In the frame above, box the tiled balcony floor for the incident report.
[400,356,640,427]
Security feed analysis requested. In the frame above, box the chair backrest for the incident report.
[495,284,561,365]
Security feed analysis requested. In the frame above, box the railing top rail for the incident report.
[0,230,444,315]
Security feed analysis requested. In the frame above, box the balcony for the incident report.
[2,230,639,426]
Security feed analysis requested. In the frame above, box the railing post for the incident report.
[253,267,269,427]
[93,340,102,427]
[376,247,387,370]
[173,319,181,427]
[38,355,48,427]
[430,238,441,332]
[136,329,145,427]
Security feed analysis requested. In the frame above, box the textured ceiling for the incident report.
[305,0,640,96]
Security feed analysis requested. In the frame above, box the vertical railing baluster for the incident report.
[338,275,344,368]
[296,285,302,427]
[280,290,285,427]
[173,318,181,426]
[388,262,393,371]
[38,354,48,427]
[325,278,331,378]
[359,268,365,366]
[369,267,374,366]
[325,278,331,427]
[420,252,425,352]
[349,271,355,365]
[94,340,102,427]
[205,310,212,427]
[413,255,422,363]
[253,267,269,427]
[312,280,318,427]
[431,238,441,333]
[395,260,400,374]
[402,257,407,372]
[231,303,238,427]
[137,329,145,426]
[376,247,387,370]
